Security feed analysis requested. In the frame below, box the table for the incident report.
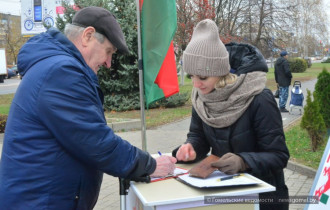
[126,162,275,210]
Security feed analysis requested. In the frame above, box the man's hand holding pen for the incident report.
[150,155,177,178]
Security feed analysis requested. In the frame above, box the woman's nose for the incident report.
[193,79,202,88]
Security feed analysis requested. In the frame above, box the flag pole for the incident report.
[136,0,147,152]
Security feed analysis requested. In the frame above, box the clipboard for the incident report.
[177,171,262,189]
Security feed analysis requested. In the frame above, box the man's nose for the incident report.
[104,56,112,68]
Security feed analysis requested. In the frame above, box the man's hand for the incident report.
[150,156,177,177]
[211,153,246,174]
[176,143,196,161]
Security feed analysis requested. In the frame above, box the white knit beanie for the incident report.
[183,19,230,77]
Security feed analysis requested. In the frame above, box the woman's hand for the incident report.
[211,153,247,174]
[176,143,196,161]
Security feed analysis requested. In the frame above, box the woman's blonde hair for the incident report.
[215,73,238,89]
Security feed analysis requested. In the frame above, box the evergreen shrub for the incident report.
[289,58,307,73]
[314,68,330,128]
[301,90,326,152]
[321,58,330,63]
[149,93,189,109]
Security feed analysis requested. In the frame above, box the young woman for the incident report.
[173,19,289,210]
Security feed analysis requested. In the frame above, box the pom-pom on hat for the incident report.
[183,19,230,77]
[72,6,129,54]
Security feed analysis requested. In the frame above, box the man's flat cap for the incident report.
[72,6,129,53]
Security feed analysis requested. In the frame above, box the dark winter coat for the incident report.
[173,90,289,209]
[275,56,292,87]
[225,42,268,75]
[173,43,289,209]
[0,28,155,210]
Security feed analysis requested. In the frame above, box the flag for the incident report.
[140,0,179,106]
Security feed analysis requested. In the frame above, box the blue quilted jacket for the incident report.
[0,28,156,210]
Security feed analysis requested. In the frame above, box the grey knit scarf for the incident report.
[192,71,267,128]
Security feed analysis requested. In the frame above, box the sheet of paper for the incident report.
[177,171,262,188]
[151,167,188,182]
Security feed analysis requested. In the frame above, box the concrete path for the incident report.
[0,79,319,210]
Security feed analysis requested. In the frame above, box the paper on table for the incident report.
[151,167,188,182]
[177,171,262,188]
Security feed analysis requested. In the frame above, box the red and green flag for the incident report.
[140,0,179,106]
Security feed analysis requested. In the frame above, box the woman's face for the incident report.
[191,75,220,94]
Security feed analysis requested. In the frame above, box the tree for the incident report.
[194,0,215,21]
[212,0,249,41]
[314,68,330,128]
[292,0,328,57]
[99,0,141,111]
[301,89,326,152]
[175,0,216,63]
[175,0,195,63]
[0,14,28,65]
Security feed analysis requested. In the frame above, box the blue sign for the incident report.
[34,5,42,22]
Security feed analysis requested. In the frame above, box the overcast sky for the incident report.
[2,0,330,17]
[0,0,21,16]
[1,0,330,32]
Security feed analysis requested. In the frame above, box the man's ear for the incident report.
[81,27,96,47]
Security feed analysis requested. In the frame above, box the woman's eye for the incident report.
[199,77,208,80]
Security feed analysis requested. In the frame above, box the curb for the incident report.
[106,118,141,132]
[286,160,316,178]
[283,115,302,132]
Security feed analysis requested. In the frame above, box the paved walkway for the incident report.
[0,79,318,210]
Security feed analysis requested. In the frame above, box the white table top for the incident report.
[130,162,275,207]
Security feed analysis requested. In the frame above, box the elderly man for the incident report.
[0,6,176,209]
[274,50,292,112]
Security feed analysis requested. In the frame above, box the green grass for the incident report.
[105,104,192,128]
[285,120,328,169]
[0,94,14,114]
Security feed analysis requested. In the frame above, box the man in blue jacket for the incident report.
[0,6,176,210]
[274,51,292,112]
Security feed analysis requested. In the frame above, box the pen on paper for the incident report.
[217,174,242,182]
[158,151,162,156]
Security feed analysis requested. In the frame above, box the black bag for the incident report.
[274,85,279,98]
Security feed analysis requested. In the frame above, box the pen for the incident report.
[158,151,162,156]
[218,174,242,182]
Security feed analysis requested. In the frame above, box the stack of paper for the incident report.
[177,171,262,188]
[151,167,188,182]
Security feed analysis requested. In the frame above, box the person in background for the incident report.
[172,19,289,210]
[0,6,176,210]
[274,50,292,112]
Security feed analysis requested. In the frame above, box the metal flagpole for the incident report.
[135,0,147,152]
[119,3,148,210]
